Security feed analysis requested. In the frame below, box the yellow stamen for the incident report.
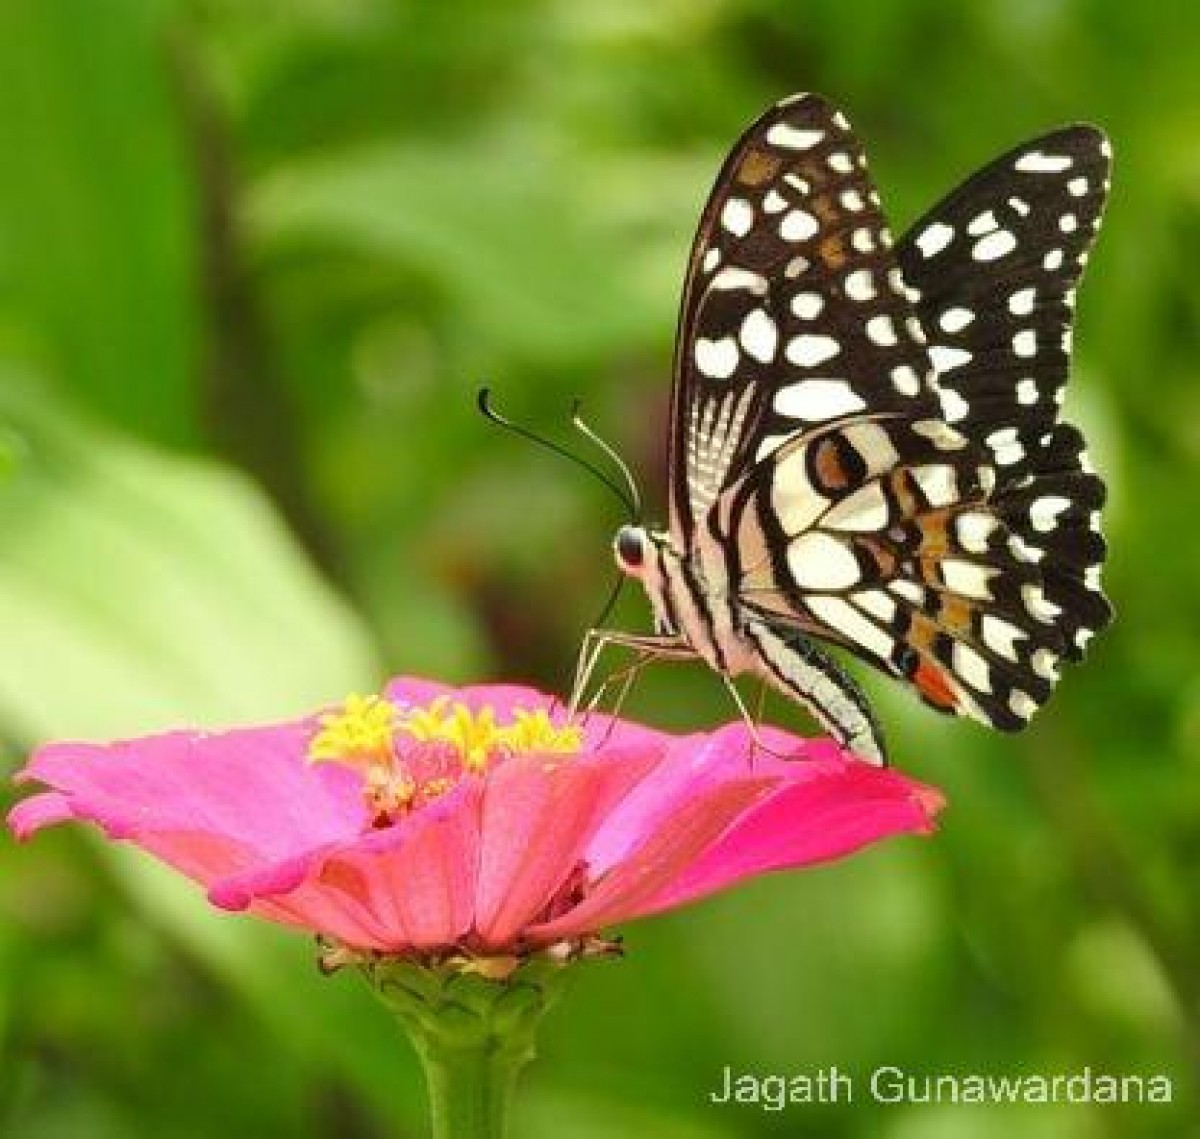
[394,698,581,770]
[307,692,583,823]
[308,694,398,768]
[501,708,584,756]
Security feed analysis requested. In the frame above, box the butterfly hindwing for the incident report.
[719,413,1065,730]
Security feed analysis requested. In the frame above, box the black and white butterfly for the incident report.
[583,92,1112,764]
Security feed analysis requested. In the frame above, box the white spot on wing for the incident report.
[1032,648,1060,681]
[791,292,824,319]
[844,422,900,474]
[953,643,991,692]
[1008,287,1036,316]
[1029,495,1072,532]
[712,267,769,294]
[851,228,876,253]
[766,123,824,149]
[889,580,924,605]
[973,229,1017,260]
[916,221,954,258]
[763,189,788,214]
[1015,151,1073,173]
[740,309,779,364]
[967,210,998,236]
[912,465,958,508]
[854,589,897,623]
[986,426,1025,466]
[774,379,866,420]
[930,344,973,372]
[941,560,996,599]
[955,511,997,553]
[1016,378,1039,405]
[1013,329,1038,358]
[785,333,842,367]
[722,198,754,237]
[980,615,1026,662]
[694,337,740,380]
[866,315,897,346]
[939,307,975,333]
[844,269,875,301]
[1009,690,1038,720]
[780,209,819,241]
[787,533,862,590]
[940,388,970,422]
[891,365,921,396]
[1021,583,1061,623]
[806,596,895,660]
[913,420,968,450]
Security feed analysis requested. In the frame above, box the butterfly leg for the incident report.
[581,651,653,740]
[569,630,694,718]
[719,676,792,762]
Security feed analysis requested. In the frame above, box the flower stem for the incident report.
[366,956,571,1139]
[412,1030,523,1138]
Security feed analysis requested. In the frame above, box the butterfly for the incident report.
[585,93,1113,764]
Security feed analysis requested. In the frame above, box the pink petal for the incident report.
[584,722,838,875]
[205,781,484,952]
[640,761,945,917]
[472,748,658,948]
[14,721,365,857]
[528,775,775,942]
[584,723,754,874]
[8,719,371,896]
[8,791,75,839]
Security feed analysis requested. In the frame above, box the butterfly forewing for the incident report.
[669,94,943,549]
[667,95,1113,738]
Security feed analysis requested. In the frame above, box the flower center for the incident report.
[308,694,582,824]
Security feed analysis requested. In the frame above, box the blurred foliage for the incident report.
[0,0,1197,1136]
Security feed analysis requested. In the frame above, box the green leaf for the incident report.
[0,376,379,742]
[0,0,200,446]
[249,142,658,365]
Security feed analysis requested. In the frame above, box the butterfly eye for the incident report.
[614,526,646,572]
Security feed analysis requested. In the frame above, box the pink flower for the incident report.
[7,678,943,956]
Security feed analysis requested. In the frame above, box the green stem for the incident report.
[412,1030,527,1139]
[365,955,572,1139]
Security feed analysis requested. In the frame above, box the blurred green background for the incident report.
[1,0,1197,1136]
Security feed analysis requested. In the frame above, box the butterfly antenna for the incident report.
[570,399,643,523]
[477,387,637,517]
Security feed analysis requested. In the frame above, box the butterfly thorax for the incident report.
[613,523,756,676]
